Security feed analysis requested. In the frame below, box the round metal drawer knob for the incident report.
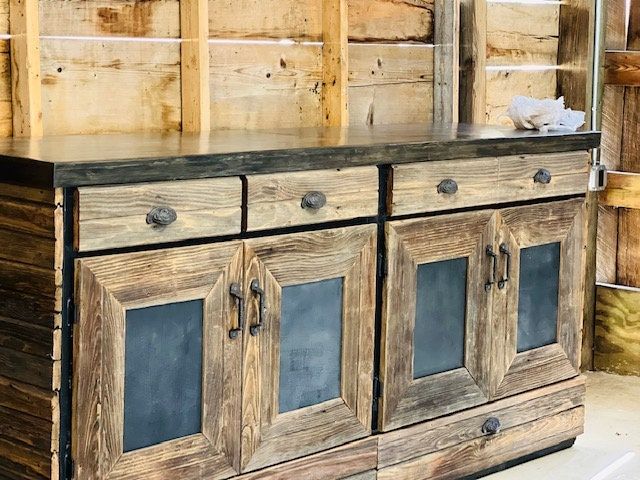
[437,178,459,195]
[534,168,552,184]
[482,417,501,435]
[301,191,327,210]
[146,206,177,226]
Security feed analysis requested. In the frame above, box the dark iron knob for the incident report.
[533,169,552,184]
[146,206,177,226]
[301,191,327,210]
[437,179,458,195]
[482,417,501,435]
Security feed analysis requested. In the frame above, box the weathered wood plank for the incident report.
[0,347,58,390]
[595,284,640,375]
[41,39,181,135]
[433,0,458,123]
[459,0,486,123]
[0,316,59,359]
[0,406,56,453]
[322,0,348,127]
[600,172,640,209]
[0,40,11,137]
[0,376,58,420]
[605,51,640,86]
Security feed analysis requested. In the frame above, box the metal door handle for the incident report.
[498,243,511,290]
[485,245,498,292]
[229,283,245,339]
[249,279,267,336]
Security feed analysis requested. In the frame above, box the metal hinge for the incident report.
[377,253,387,279]
[374,376,383,399]
[67,298,78,325]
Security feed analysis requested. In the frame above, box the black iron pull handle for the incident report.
[437,178,459,195]
[533,168,552,184]
[249,279,267,336]
[146,206,177,226]
[229,283,245,339]
[301,191,327,210]
[482,417,501,435]
[485,245,498,292]
[498,243,511,290]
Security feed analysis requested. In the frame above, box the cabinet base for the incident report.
[461,438,576,480]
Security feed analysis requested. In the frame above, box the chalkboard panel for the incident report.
[123,300,203,452]
[279,278,343,413]
[413,258,467,379]
[517,243,560,352]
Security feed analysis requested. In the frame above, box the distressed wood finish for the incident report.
[600,172,640,209]
[73,243,244,480]
[605,51,640,86]
[491,199,585,399]
[391,152,589,216]
[241,226,376,471]
[322,0,348,127]
[246,167,378,231]
[380,211,495,431]
[595,284,640,376]
[236,437,377,480]
[377,406,584,480]
[76,178,242,251]
[459,0,486,123]
[434,0,458,124]
[378,377,585,469]
[0,183,62,480]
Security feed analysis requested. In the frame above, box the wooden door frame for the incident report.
[239,225,376,472]
[491,199,585,400]
[73,243,243,480]
[380,210,496,432]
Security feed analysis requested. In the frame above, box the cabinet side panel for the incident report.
[0,183,62,480]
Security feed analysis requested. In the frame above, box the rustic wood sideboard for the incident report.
[0,124,601,480]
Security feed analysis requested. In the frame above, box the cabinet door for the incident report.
[381,211,495,432]
[240,225,376,472]
[73,243,243,480]
[491,199,585,399]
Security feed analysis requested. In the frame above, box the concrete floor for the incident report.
[486,372,640,480]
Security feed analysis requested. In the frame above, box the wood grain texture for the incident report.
[378,376,585,469]
[39,0,180,37]
[209,43,322,130]
[208,0,322,41]
[600,172,640,209]
[380,211,495,431]
[596,205,619,283]
[434,0,458,123]
[74,242,244,479]
[181,0,210,132]
[241,226,376,471]
[486,2,559,66]
[322,0,348,127]
[348,44,433,126]
[10,0,43,137]
[459,0,486,123]
[236,437,377,480]
[246,167,378,231]
[595,283,640,375]
[377,406,584,480]
[605,50,640,86]
[76,177,242,251]
[0,40,11,137]
[347,0,434,44]
[41,38,181,135]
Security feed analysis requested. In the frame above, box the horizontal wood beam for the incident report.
[599,171,640,209]
[604,50,640,86]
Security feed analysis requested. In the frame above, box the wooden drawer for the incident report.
[246,167,379,231]
[377,377,585,478]
[390,152,590,215]
[76,178,242,251]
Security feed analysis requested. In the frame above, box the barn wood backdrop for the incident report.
[0,1,596,479]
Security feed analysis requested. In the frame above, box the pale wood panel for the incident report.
[459,0,487,123]
[596,206,619,284]
[595,284,640,376]
[486,69,557,126]
[433,0,459,123]
[0,0,7,33]
[378,377,585,468]
[41,39,181,135]
[322,0,348,127]
[76,178,242,251]
[486,2,559,66]
[0,40,11,137]
[39,0,180,37]
[349,44,433,126]
[347,0,434,43]
[208,0,322,41]
[246,167,378,231]
[377,407,584,480]
[209,43,322,130]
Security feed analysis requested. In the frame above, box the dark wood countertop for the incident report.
[0,123,600,188]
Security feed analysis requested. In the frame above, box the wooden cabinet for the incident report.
[381,199,585,431]
[73,226,376,479]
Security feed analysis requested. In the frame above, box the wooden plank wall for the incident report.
[595,0,640,376]
[0,183,62,480]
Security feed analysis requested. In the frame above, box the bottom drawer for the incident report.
[377,377,585,479]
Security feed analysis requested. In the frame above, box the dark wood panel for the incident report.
[605,51,640,86]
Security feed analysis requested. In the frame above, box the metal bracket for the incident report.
[589,163,608,191]
[374,376,384,399]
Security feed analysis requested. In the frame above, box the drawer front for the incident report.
[246,167,379,231]
[76,178,242,251]
[390,152,589,216]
